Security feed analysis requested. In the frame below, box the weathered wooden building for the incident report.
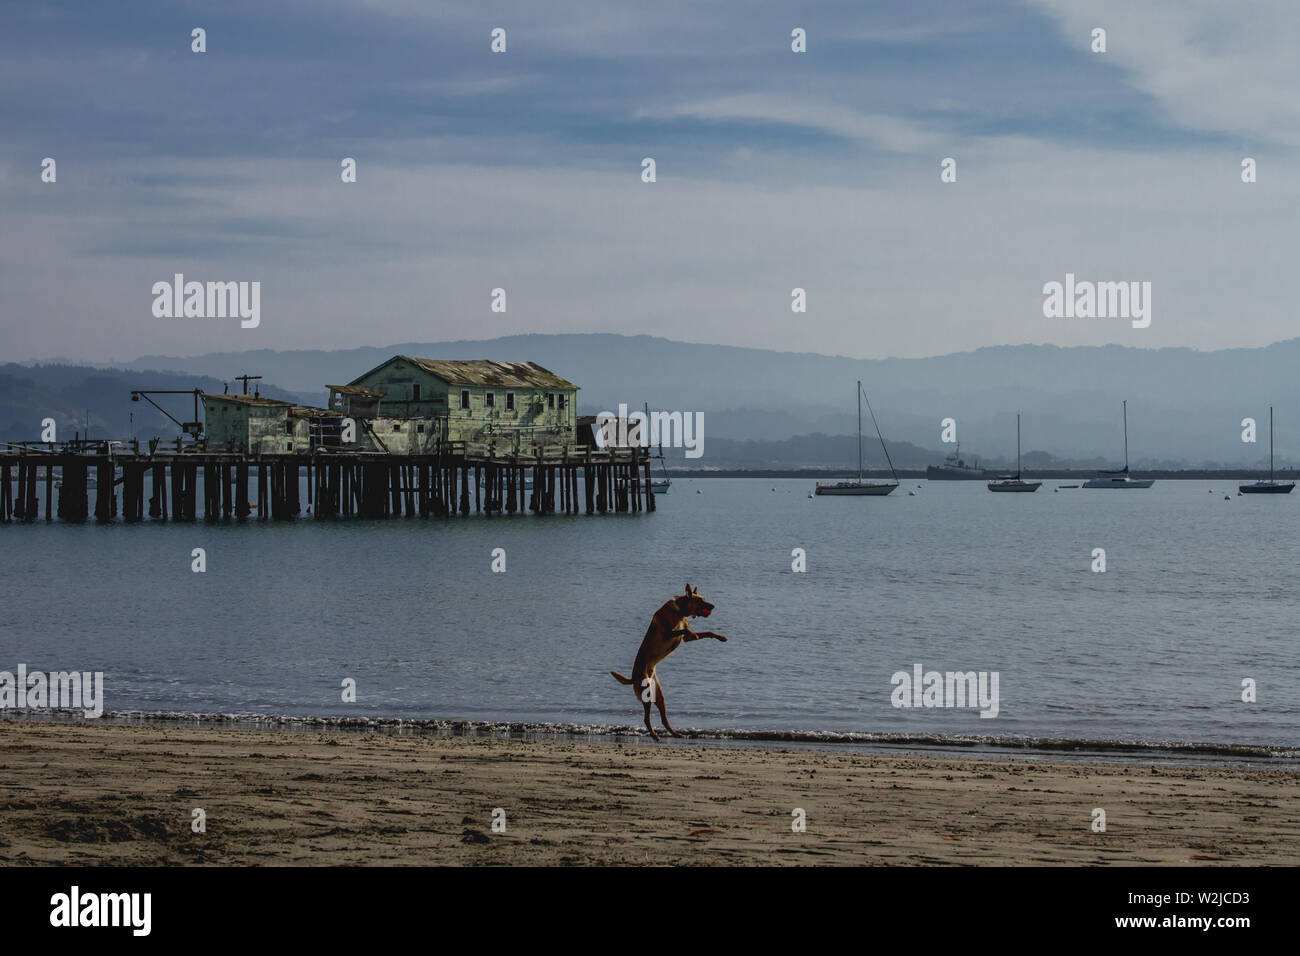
[201,393,335,455]
[331,356,580,455]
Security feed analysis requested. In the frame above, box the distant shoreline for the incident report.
[663,469,1299,480]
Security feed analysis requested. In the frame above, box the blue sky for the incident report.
[2,0,1298,362]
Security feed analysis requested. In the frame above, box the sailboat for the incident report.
[650,454,672,494]
[1239,407,1294,494]
[988,413,1041,492]
[1082,401,1154,489]
[814,381,899,496]
[647,403,671,493]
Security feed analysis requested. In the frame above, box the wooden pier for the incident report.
[0,440,656,524]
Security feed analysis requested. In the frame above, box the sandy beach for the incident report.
[0,720,1296,866]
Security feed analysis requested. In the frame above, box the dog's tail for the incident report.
[610,671,633,685]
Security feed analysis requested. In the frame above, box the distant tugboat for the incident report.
[987,414,1041,492]
[1239,407,1294,494]
[814,381,899,496]
[925,444,986,480]
[1083,400,1154,489]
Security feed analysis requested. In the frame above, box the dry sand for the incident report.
[0,720,1296,865]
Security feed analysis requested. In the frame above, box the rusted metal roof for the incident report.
[326,384,385,398]
[397,357,578,390]
[201,393,295,408]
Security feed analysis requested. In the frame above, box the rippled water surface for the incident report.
[2,478,1296,748]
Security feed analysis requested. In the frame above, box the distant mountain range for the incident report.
[12,333,1300,469]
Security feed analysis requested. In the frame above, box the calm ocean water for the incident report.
[1,478,1296,750]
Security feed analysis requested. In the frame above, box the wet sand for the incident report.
[1,720,1296,865]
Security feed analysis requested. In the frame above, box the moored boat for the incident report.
[988,414,1041,492]
[926,445,986,480]
[1083,401,1154,489]
[1239,407,1294,494]
[814,381,899,497]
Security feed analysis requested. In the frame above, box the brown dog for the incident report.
[610,584,728,739]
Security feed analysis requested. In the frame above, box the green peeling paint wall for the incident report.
[348,356,578,447]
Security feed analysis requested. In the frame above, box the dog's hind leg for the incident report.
[654,676,685,738]
[642,693,658,741]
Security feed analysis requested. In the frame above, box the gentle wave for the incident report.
[4,708,1296,761]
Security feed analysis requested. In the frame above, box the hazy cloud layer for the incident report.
[1,0,1297,361]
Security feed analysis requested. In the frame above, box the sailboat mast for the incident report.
[1017,413,1022,476]
[1270,406,1275,479]
[1122,400,1129,472]
[857,380,863,483]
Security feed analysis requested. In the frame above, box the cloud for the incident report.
[636,94,942,153]
[2,0,1298,364]
[1023,0,1300,146]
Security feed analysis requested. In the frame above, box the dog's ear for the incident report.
[684,582,692,595]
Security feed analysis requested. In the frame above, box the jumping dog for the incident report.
[610,584,728,739]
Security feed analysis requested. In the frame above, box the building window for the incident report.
[412,384,421,401]
[417,423,425,433]
[284,421,294,435]
[506,392,515,411]
[558,394,566,410]
[460,389,470,409]
[547,393,555,409]
[485,392,495,408]
[394,423,402,431]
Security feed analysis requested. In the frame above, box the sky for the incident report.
[2,0,1299,363]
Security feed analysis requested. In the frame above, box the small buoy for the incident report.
[1225,495,1231,500]
[907,491,915,496]
[1054,488,1059,492]
[696,489,702,494]
[1208,489,1214,493]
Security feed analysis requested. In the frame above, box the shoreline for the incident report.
[1,720,1296,865]
[3,709,1294,767]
